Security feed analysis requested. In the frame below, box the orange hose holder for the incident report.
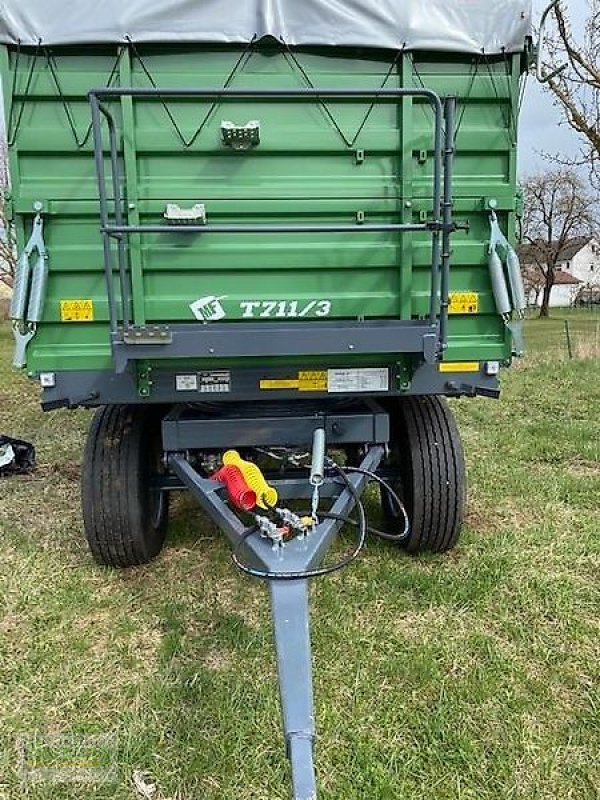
[210,464,257,511]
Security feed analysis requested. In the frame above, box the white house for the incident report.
[558,236,600,286]
[519,236,600,308]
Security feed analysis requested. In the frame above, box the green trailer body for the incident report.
[2,43,527,401]
[1,7,535,796]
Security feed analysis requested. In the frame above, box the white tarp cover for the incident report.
[0,0,532,54]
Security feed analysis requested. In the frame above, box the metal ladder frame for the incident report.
[87,86,458,370]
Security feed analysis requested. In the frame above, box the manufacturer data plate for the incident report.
[327,368,389,393]
[176,371,231,392]
[60,299,94,322]
[199,370,231,393]
[448,292,479,314]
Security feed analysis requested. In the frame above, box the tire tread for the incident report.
[384,395,465,554]
[81,405,167,568]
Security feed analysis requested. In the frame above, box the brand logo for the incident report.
[190,295,227,322]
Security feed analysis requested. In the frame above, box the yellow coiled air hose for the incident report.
[222,450,278,509]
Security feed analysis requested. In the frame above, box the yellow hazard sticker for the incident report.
[298,371,328,391]
[260,371,328,391]
[439,362,480,373]
[260,379,300,390]
[449,292,479,314]
[60,299,94,322]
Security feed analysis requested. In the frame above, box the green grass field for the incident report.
[523,308,600,363]
[0,318,599,800]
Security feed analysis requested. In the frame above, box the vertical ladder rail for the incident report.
[106,115,132,329]
[440,95,457,350]
[90,93,118,333]
[428,88,444,331]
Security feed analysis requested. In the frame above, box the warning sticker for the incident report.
[60,299,94,322]
[327,368,389,393]
[448,292,479,314]
[298,371,328,392]
[260,371,327,391]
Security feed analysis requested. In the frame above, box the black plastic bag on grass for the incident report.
[0,435,36,476]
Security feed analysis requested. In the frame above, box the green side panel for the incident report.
[2,44,522,373]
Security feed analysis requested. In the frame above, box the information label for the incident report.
[327,368,389,393]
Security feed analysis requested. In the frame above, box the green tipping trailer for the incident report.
[2,1,533,797]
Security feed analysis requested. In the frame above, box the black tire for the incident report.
[381,396,466,554]
[81,405,169,567]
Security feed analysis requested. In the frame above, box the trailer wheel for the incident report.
[381,396,465,553]
[81,405,168,567]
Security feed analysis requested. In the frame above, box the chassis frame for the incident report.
[163,399,389,799]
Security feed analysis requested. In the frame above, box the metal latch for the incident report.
[221,120,260,151]
[164,203,206,224]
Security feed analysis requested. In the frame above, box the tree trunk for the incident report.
[539,279,553,318]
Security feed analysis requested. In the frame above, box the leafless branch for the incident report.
[541,0,600,190]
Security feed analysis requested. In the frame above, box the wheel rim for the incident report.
[147,432,167,531]
[149,484,166,530]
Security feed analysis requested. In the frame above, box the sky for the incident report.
[518,0,590,177]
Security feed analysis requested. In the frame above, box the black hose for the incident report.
[231,462,368,580]
[230,453,411,580]
[340,464,410,542]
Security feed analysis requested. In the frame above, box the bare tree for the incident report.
[521,263,545,307]
[0,139,15,289]
[542,1,600,189]
[522,168,596,317]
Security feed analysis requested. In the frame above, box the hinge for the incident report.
[121,325,173,345]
